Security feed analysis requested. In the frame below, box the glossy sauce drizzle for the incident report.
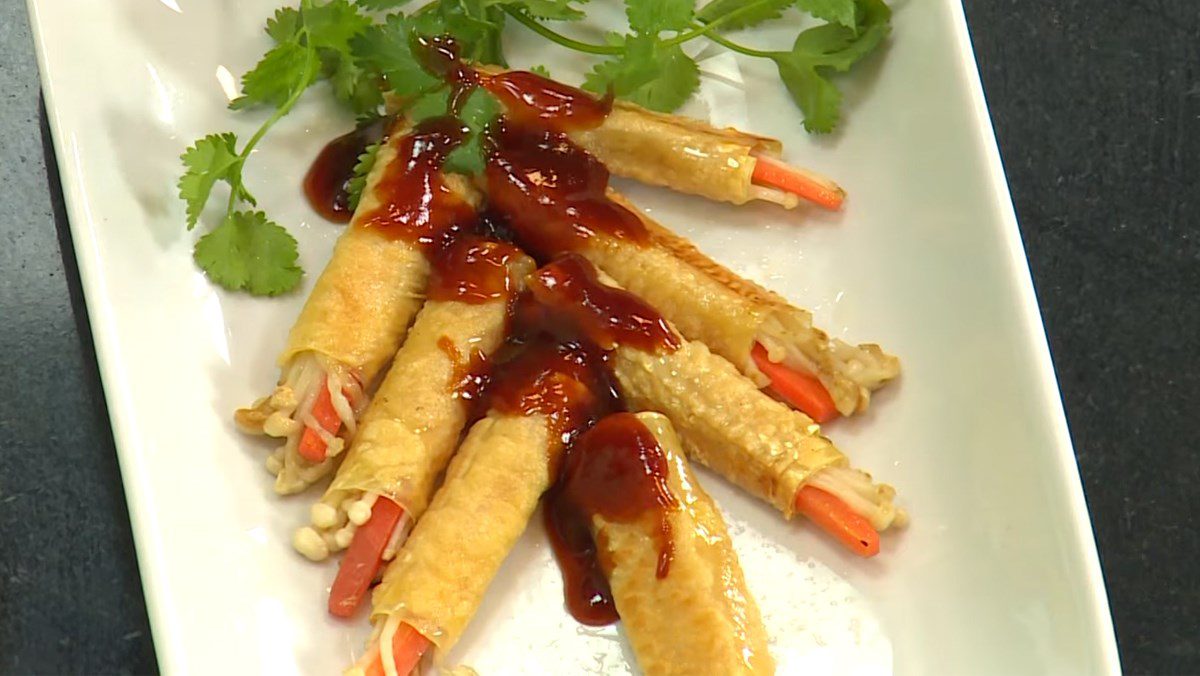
[427,235,524,303]
[482,334,620,445]
[428,235,525,401]
[406,35,639,259]
[303,118,387,223]
[358,116,475,247]
[305,38,684,630]
[545,413,679,626]
[438,336,491,404]
[413,34,481,115]
[529,254,679,353]
[482,70,612,132]
[484,122,648,259]
[413,35,612,133]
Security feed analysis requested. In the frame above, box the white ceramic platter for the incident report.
[26,0,1120,673]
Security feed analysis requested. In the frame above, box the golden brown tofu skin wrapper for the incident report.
[370,411,554,656]
[328,255,533,516]
[278,132,480,383]
[613,335,845,518]
[582,192,899,416]
[439,67,780,207]
[570,100,780,206]
[596,413,774,676]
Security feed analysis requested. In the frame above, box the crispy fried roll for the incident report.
[482,121,898,418]
[474,67,817,208]
[573,100,786,207]
[293,239,534,561]
[589,192,899,417]
[369,411,552,653]
[548,411,775,675]
[236,120,481,494]
[367,339,616,659]
[530,255,903,530]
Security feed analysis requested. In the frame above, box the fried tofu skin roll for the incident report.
[595,191,898,420]
[358,412,550,672]
[235,119,481,494]
[530,255,905,557]
[347,341,616,675]
[289,238,534,619]
[473,67,844,210]
[483,122,899,421]
[547,412,775,676]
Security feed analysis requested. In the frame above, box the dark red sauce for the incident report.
[412,35,611,132]
[483,71,612,132]
[358,116,475,247]
[305,35,685,631]
[484,122,648,259]
[529,254,680,353]
[427,235,524,304]
[438,336,492,404]
[483,336,620,445]
[545,413,678,625]
[303,118,387,223]
[413,34,481,115]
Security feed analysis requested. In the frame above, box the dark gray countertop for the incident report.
[2,1,1196,674]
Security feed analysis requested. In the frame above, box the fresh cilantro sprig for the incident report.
[180,0,379,295]
[505,0,889,128]
[346,140,381,211]
[180,0,892,294]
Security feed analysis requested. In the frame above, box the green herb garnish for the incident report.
[181,0,891,295]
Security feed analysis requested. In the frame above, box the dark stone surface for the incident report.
[964,2,1200,673]
[0,4,158,676]
[1,0,1196,674]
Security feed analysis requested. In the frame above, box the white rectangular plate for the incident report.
[27,0,1120,674]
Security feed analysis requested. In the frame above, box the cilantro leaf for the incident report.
[794,0,890,70]
[696,0,792,30]
[529,64,552,78]
[584,35,699,112]
[194,211,302,296]
[178,134,242,230]
[583,34,659,97]
[303,0,372,54]
[443,89,502,175]
[796,0,857,29]
[629,43,699,111]
[770,0,890,132]
[626,0,694,33]
[510,0,586,21]
[405,88,452,122]
[301,0,379,114]
[347,140,381,211]
[352,15,441,97]
[396,86,499,175]
[775,58,841,132]
[266,7,302,42]
[424,0,508,65]
[354,0,413,9]
[230,40,312,110]
[243,1,374,114]
[326,52,385,114]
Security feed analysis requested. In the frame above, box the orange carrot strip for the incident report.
[329,498,405,618]
[298,376,343,463]
[751,343,840,424]
[795,485,879,557]
[361,624,430,676]
[751,154,845,211]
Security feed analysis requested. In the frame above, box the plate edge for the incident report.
[23,0,183,673]
[943,0,1122,671]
